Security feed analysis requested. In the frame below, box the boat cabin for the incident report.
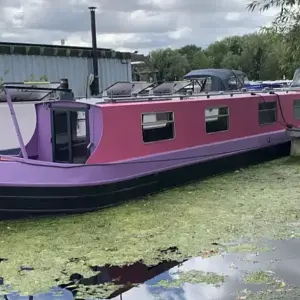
[3,75,300,167]
[24,100,98,164]
[7,85,298,166]
[0,82,92,164]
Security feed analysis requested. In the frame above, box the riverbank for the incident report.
[1,156,300,295]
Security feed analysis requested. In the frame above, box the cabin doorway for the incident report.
[51,108,90,164]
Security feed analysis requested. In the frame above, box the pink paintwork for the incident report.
[86,92,300,164]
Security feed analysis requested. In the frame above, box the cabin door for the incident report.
[51,108,90,164]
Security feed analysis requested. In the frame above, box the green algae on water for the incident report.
[1,157,300,294]
[74,282,125,299]
[155,270,227,288]
[237,287,300,300]
[243,271,275,285]
[225,243,271,254]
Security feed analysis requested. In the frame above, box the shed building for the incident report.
[0,42,132,96]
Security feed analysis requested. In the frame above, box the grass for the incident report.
[1,157,300,294]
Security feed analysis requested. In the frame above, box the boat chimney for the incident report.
[89,6,99,96]
[60,78,69,90]
[59,78,74,100]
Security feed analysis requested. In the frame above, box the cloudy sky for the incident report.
[0,0,278,53]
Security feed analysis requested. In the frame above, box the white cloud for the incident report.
[0,0,280,53]
[168,27,193,40]
[225,12,241,21]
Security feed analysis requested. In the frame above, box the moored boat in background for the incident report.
[247,79,292,90]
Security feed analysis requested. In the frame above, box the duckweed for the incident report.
[1,157,300,294]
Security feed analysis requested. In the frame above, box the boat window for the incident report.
[228,76,238,90]
[243,75,250,85]
[142,112,174,143]
[52,108,90,164]
[205,106,229,133]
[236,75,244,89]
[294,99,300,119]
[258,101,277,125]
[203,77,212,92]
[75,111,87,138]
[70,110,89,164]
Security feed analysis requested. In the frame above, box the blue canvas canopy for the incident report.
[183,68,248,91]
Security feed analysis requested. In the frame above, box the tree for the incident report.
[148,48,190,81]
[179,45,201,63]
[248,0,300,79]
[191,50,210,69]
[145,8,300,82]
[247,0,300,26]
[204,41,229,68]
[220,52,241,70]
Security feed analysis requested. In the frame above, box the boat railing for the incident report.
[94,86,300,104]
[0,81,74,160]
[0,79,74,102]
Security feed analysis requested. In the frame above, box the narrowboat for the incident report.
[0,69,247,155]
[0,80,299,220]
[0,68,291,157]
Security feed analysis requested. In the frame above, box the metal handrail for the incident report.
[93,87,300,105]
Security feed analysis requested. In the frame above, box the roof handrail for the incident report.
[95,87,298,104]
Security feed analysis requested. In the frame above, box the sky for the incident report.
[0,0,279,54]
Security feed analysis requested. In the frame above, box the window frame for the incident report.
[258,101,277,125]
[141,111,175,144]
[294,99,300,120]
[205,106,229,134]
[75,111,87,139]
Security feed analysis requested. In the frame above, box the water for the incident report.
[2,157,300,298]
[2,239,300,299]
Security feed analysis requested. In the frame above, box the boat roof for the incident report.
[183,68,247,80]
[84,90,300,108]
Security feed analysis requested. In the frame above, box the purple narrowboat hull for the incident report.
[0,130,291,220]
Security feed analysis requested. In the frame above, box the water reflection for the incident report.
[3,239,300,299]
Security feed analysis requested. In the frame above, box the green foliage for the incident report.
[0,69,9,85]
[0,72,49,86]
[39,75,49,81]
[246,0,300,79]
[147,0,300,80]
[23,74,49,82]
[247,0,300,28]
[148,48,190,81]
[147,31,288,81]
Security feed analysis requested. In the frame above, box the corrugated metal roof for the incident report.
[0,42,131,59]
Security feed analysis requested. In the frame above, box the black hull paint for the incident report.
[0,142,291,220]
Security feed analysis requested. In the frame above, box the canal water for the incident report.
[3,239,300,299]
[1,157,300,299]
